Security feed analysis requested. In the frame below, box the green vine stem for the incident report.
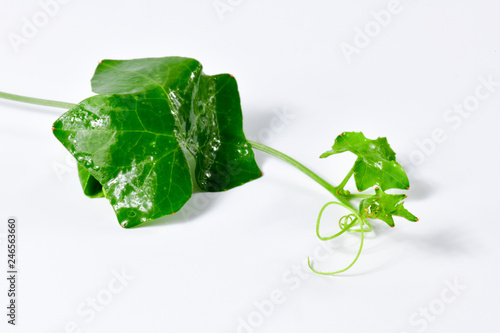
[248,141,352,208]
[0,91,76,109]
[247,146,372,275]
[346,219,372,233]
[0,90,353,211]
[346,193,373,198]
[338,214,372,233]
[334,167,354,193]
[0,91,369,275]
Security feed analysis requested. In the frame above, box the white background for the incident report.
[1,0,499,332]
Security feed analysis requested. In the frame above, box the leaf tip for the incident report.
[406,186,410,190]
[415,218,419,222]
[52,126,56,131]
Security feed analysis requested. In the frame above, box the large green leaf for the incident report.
[321,132,409,191]
[359,187,418,227]
[53,57,261,228]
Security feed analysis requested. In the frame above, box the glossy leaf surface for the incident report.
[359,187,418,227]
[77,164,104,198]
[321,132,409,191]
[53,57,261,228]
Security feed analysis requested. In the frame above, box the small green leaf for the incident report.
[359,187,418,227]
[53,57,261,228]
[321,132,409,191]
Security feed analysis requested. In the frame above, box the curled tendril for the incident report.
[343,214,373,233]
[308,200,372,275]
[338,214,357,230]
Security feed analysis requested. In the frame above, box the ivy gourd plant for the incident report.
[0,56,417,274]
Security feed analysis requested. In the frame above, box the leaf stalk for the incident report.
[0,91,75,109]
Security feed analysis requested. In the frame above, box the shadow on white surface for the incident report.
[400,226,474,256]
[406,177,435,201]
